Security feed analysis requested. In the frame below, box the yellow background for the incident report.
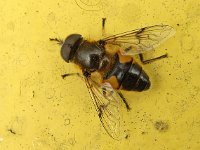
[0,0,200,149]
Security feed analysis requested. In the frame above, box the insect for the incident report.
[50,23,175,140]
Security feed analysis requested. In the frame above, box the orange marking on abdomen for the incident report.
[103,76,120,89]
[117,51,133,63]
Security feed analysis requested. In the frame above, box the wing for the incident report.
[84,77,127,140]
[99,25,176,55]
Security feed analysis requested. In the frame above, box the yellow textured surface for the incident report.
[0,0,200,149]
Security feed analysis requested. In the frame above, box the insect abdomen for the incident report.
[121,63,150,91]
[103,52,150,91]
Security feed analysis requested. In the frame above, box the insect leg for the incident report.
[139,53,168,64]
[117,91,131,111]
[49,38,63,45]
[61,73,81,79]
[102,18,106,37]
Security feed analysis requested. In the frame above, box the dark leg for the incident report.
[62,69,91,79]
[61,73,81,79]
[102,18,106,36]
[139,53,168,64]
[117,91,131,111]
[49,38,63,45]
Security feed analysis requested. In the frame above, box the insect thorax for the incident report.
[74,41,106,72]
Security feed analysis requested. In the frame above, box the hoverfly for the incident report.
[50,23,175,140]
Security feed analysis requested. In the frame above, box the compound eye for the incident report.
[61,34,83,62]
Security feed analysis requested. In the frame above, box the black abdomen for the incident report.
[103,53,150,92]
[121,63,150,91]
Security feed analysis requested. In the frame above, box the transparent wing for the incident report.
[99,25,176,55]
[84,77,126,140]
